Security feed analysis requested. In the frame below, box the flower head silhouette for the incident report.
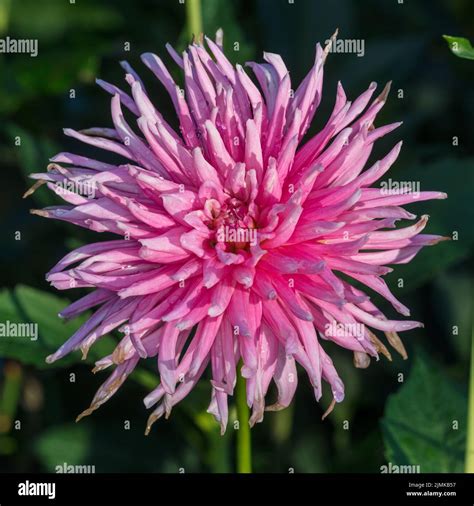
[29,31,447,434]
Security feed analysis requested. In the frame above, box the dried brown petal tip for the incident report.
[385,331,408,360]
[353,351,371,369]
[323,28,339,61]
[322,398,337,421]
[367,330,392,361]
[377,81,392,103]
[80,345,90,361]
[23,180,46,199]
[265,403,285,412]
[144,414,159,436]
[75,406,95,423]
[30,209,49,217]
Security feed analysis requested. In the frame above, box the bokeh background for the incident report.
[0,0,473,473]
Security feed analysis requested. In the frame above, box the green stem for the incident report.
[236,364,252,473]
[0,0,12,36]
[466,290,474,472]
[0,362,22,434]
[185,0,203,43]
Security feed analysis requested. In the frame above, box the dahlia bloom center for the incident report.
[208,196,258,252]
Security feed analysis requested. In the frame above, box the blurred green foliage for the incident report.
[0,285,115,368]
[382,350,467,472]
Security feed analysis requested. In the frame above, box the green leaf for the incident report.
[34,422,194,472]
[0,285,115,368]
[35,424,92,471]
[381,350,467,472]
[443,35,474,60]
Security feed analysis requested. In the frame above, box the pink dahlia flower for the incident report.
[29,31,447,434]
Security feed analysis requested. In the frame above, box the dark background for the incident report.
[0,0,473,473]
